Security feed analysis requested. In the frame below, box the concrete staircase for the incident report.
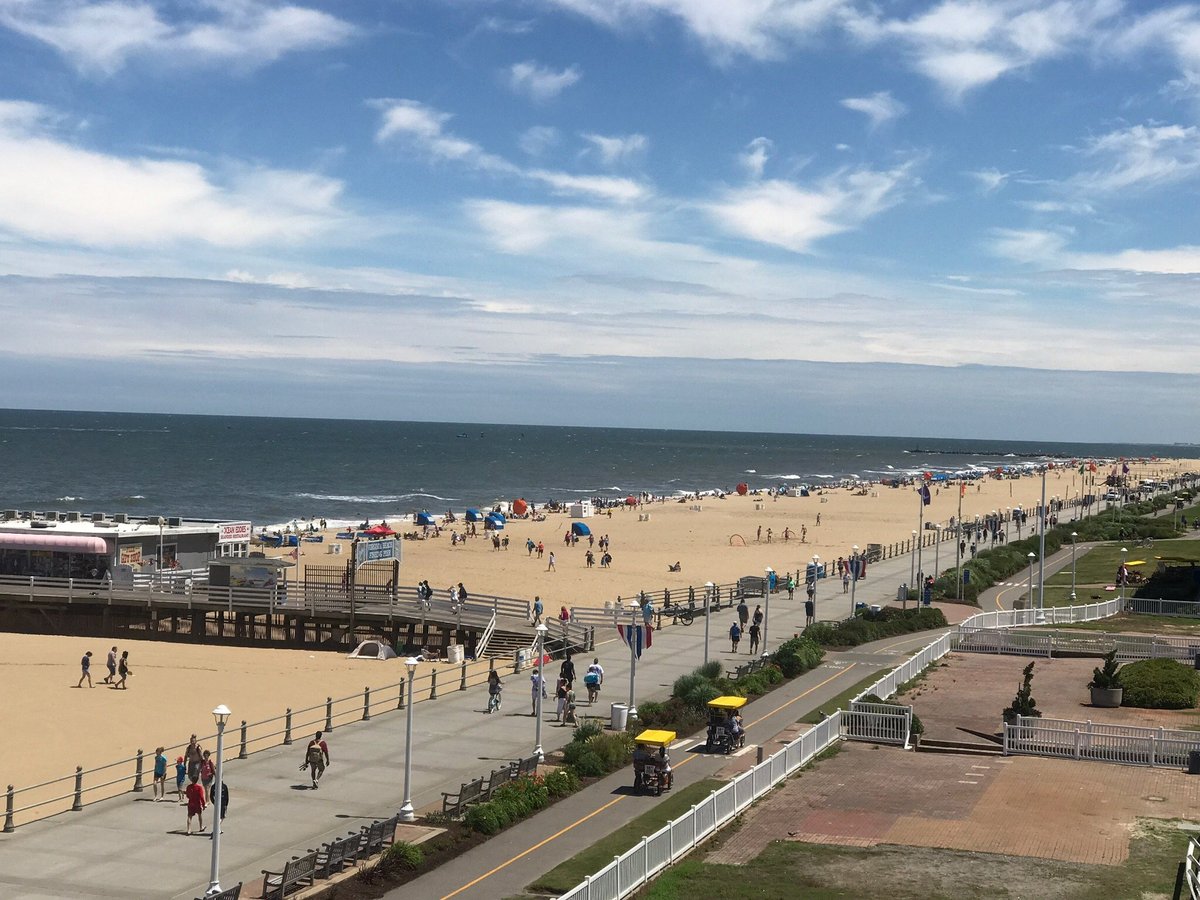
[916,737,1003,757]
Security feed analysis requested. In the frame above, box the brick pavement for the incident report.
[708,742,1200,867]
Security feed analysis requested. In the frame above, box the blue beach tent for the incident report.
[465,508,483,522]
[415,512,435,526]
[485,512,506,530]
[571,521,591,537]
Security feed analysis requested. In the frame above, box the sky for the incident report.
[1,0,1199,443]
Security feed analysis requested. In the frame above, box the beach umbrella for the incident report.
[736,482,748,495]
[625,496,638,505]
[512,498,528,516]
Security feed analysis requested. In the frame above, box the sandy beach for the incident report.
[3,457,1196,801]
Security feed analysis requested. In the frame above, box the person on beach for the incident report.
[175,756,187,802]
[153,747,168,801]
[199,750,215,801]
[537,541,544,559]
[748,621,760,654]
[737,599,749,630]
[77,650,93,688]
[530,668,547,716]
[303,732,330,789]
[532,596,544,625]
[114,650,131,689]
[584,658,604,704]
[487,670,503,713]
[805,598,816,627]
[585,549,595,567]
[526,538,535,556]
[729,622,742,653]
[547,551,556,572]
[185,775,206,834]
[104,646,118,684]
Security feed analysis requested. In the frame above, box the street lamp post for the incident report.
[206,704,231,897]
[1069,532,1078,601]
[849,545,859,618]
[1119,547,1128,604]
[909,530,917,602]
[399,657,418,822]
[1174,498,1182,531]
[534,624,548,761]
[1026,553,1036,624]
[933,526,941,590]
[762,567,773,656]
[811,556,820,622]
[703,581,714,667]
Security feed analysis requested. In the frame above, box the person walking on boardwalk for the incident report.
[77,650,93,688]
[185,775,206,834]
[104,646,118,684]
[737,598,749,631]
[729,621,742,653]
[532,596,544,625]
[175,756,187,803]
[805,598,816,627]
[486,670,503,713]
[748,621,760,655]
[153,747,168,801]
[530,668,547,716]
[303,732,330,789]
[584,658,604,704]
[199,750,215,802]
[114,650,131,689]
[185,735,204,781]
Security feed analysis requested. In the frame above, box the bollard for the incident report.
[239,720,248,759]
[756,746,765,765]
[4,785,14,833]
[284,708,293,745]
[72,766,83,812]
[398,679,405,710]
[363,687,371,721]
[489,656,496,674]
[133,749,144,793]
[460,661,468,691]
[430,668,438,701]
[325,697,334,732]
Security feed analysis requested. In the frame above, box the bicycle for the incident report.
[1136,537,1154,549]
[657,600,694,627]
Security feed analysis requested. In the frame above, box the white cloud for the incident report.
[1067,246,1200,274]
[1067,123,1200,194]
[0,100,346,248]
[967,167,1013,194]
[373,99,648,202]
[840,90,906,128]
[988,227,1071,265]
[0,0,356,76]
[581,133,647,166]
[707,165,915,253]
[519,125,561,157]
[466,200,649,254]
[739,136,773,178]
[507,60,581,101]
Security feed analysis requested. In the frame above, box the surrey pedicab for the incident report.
[632,729,676,796]
[705,696,747,754]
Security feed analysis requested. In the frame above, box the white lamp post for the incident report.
[205,704,231,897]
[1069,532,1078,601]
[909,530,917,600]
[703,582,714,666]
[534,623,548,761]
[1119,547,1128,603]
[399,658,418,822]
[849,545,859,618]
[811,556,820,619]
[763,567,772,656]
[1026,553,1036,623]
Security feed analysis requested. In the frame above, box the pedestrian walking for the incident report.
[729,621,742,653]
[787,575,795,600]
[76,650,94,688]
[752,604,763,627]
[486,670,503,713]
[737,599,749,630]
[842,572,850,593]
[174,756,187,803]
[532,596,544,625]
[104,646,118,684]
[185,775,206,834]
[199,750,215,802]
[153,747,168,801]
[185,734,204,781]
[530,668,547,716]
[303,732,330,789]
[555,676,569,722]
[584,658,603,704]
[641,595,653,626]
[547,551,556,571]
[559,652,576,689]
[805,598,815,627]
[748,622,760,654]
[114,650,131,689]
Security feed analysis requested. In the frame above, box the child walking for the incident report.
[185,775,206,834]
[174,756,187,803]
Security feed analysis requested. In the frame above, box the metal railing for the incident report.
[953,624,1200,662]
[1185,838,1200,900]
[476,612,497,658]
[1129,597,1200,618]
[1004,716,1200,768]
[841,702,911,747]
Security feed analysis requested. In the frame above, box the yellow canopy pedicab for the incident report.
[705,696,747,754]
[632,729,676,796]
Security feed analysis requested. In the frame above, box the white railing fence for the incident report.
[842,702,911,747]
[1185,838,1200,900]
[953,627,1200,663]
[1130,598,1200,618]
[1005,716,1200,769]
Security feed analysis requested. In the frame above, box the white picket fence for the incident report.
[842,702,911,746]
[953,625,1200,663]
[1186,838,1200,900]
[558,714,843,900]
[1130,597,1200,618]
[1005,716,1200,769]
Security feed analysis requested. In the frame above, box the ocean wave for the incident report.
[767,474,804,480]
[57,496,84,501]
[0,426,168,434]
[295,492,458,504]
[744,469,756,474]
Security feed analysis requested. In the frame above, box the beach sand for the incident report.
[4,458,1196,799]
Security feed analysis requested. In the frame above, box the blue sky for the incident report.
[1,0,1199,442]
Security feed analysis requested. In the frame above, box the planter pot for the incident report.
[1090,686,1123,708]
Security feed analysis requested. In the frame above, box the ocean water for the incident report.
[0,409,1185,526]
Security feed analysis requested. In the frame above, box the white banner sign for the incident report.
[218,521,253,544]
[355,538,398,568]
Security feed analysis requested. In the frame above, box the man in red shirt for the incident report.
[185,775,207,834]
[304,732,330,789]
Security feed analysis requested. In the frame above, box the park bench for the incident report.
[726,659,766,681]
[193,883,241,900]
[511,754,540,778]
[357,819,386,857]
[441,776,486,817]
[310,833,360,879]
[261,850,317,900]
[483,764,513,799]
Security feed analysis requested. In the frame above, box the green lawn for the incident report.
[638,819,1198,899]
[798,671,884,724]
[1055,612,1200,636]
[524,779,724,895]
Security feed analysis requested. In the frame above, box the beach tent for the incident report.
[347,639,399,661]
[571,521,591,537]
[485,512,505,530]
[625,496,638,506]
[364,524,395,536]
[465,508,483,522]
[736,483,748,495]
[512,498,528,517]
[415,512,435,526]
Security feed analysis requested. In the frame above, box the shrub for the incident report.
[771,636,825,676]
[1003,662,1042,722]
[697,660,723,680]
[464,804,501,835]
[861,693,922,735]
[543,767,581,798]
[1120,659,1200,710]
[571,721,603,744]
[636,696,706,731]
[1089,651,1122,689]
[569,750,605,778]
[805,609,946,649]
[381,841,423,873]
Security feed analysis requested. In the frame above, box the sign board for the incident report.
[218,521,253,544]
[355,538,399,568]
[119,545,143,566]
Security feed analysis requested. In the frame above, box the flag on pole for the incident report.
[617,623,652,658]
[919,484,931,506]
[1122,462,1130,474]
[1088,462,1097,473]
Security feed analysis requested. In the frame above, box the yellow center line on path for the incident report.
[993,582,1020,611]
[440,663,858,899]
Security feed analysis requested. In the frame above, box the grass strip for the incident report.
[798,671,883,724]
[525,779,723,895]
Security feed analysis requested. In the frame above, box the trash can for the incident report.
[447,644,464,664]
[1189,750,1200,775]
[610,703,629,731]
[1194,651,1200,671]
[897,583,908,602]
[855,601,867,612]
[515,648,530,669]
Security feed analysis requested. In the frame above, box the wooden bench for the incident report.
[483,764,513,800]
[441,776,486,817]
[726,659,765,681]
[262,851,318,900]
[511,754,540,778]
[193,883,241,900]
[357,820,386,857]
[311,833,359,879]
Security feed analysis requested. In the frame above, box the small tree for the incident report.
[1003,661,1042,722]
[1089,650,1122,690]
